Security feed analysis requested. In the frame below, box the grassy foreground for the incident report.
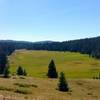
[0,77,99,100]
[9,50,100,78]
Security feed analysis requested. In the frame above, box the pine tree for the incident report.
[47,60,58,78]
[99,72,100,79]
[0,52,7,74]
[58,72,69,92]
[17,66,24,76]
[23,69,27,76]
[3,60,10,78]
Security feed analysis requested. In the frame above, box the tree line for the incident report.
[0,36,100,59]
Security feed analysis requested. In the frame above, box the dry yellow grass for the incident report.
[0,77,99,100]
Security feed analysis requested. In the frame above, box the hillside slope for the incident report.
[0,77,99,100]
[9,50,100,78]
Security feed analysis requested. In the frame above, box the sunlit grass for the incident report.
[9,50,100,78]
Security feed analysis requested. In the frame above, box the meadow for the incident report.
[0,50,99,100]
[9,50,100,78]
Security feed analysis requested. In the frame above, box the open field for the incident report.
[0,77,99,100]
[0,50,99,100]
[9,50,100,78]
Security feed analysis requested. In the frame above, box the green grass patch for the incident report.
[9,50,100,78]
[0,86,14,92]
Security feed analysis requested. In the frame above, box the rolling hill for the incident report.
[9,50,100,78]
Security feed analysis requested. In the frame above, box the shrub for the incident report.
[14,83,38,88]
[15,88,32,94]
[0,86,14,91]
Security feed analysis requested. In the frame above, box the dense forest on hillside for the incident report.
[0,36,100,58]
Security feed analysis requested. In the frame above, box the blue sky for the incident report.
[0,0,100,42]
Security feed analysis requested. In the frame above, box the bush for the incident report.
[0,86,14,91]
[14,83,38,88]
[15,88,32,94]
[58,72,69,92]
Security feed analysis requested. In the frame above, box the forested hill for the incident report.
[0,36,100,58]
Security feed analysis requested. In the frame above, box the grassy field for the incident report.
[9,50,100,78]
[0,50,99,100]
[0,77,99,100]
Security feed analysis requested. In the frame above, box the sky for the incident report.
[0,0,100,42]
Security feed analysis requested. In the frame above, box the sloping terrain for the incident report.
[9,50,100,78]
[0,50,99,100]
[0,77,99,100]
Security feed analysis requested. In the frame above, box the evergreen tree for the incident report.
[0,52,7,74]
[58,72,69,92]
[23,69,27,76]
[99,72,100,79]
[47,60,58,78]
[3,60,10,78]
[17,66,24,76]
